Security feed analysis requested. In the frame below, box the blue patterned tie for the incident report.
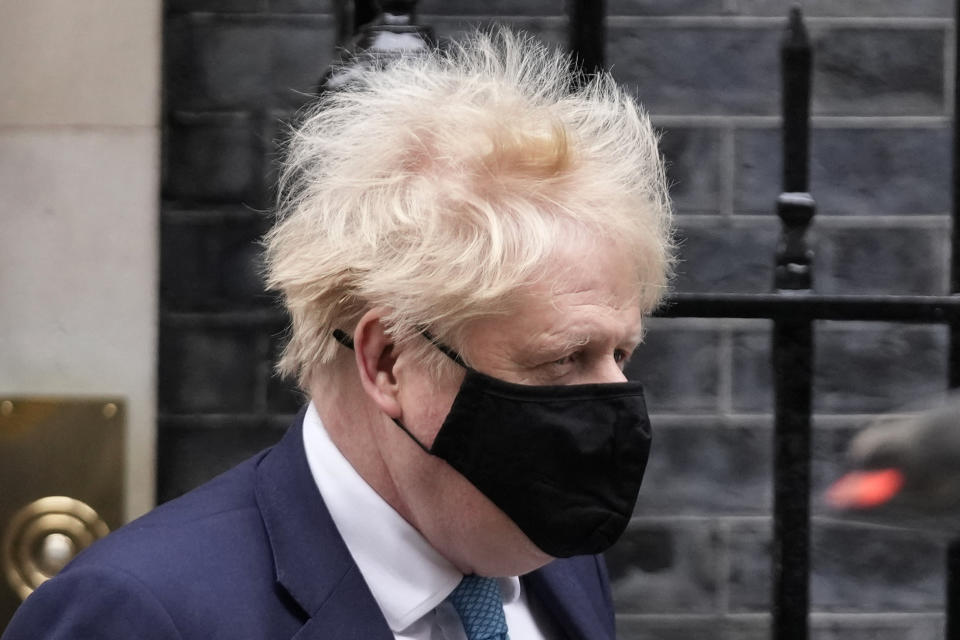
[446,575,510,640]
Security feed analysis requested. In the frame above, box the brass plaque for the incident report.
[0,398,124,629]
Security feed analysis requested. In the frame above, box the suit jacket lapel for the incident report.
[525,559,615,640]
[255,410,394,640]
[255,410,614,640]
[291,566,398,640]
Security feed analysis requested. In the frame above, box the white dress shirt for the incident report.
[302,402,552,639]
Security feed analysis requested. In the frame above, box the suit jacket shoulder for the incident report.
[3,450,316,640]
[3,412,617,640]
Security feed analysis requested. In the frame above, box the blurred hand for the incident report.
[826,392,960,532]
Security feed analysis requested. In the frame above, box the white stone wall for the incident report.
[0,0,162,520]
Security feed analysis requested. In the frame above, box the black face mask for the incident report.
[333,329,652,558]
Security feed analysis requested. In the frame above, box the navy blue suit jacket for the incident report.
[3,411,617,639]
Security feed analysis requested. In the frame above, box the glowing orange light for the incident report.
[825,468,905,510]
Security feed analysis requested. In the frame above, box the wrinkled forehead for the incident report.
[473,240,646,343]
[527,234,645,310]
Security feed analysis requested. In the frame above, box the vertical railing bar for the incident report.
[951,0,960,387]
[950,0,960,388]
[950,538,960,640]
[772,8,814,640]
[566,0,606,76]
[781,19,810,194]
[771,322,813,640]
[953,0,960,306]
[353,0,380,34]
[945,2,960,638]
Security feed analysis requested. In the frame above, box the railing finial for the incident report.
[775,5,815,293]
[320,0,434,93]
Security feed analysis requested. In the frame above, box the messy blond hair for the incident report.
[264,28,673,387]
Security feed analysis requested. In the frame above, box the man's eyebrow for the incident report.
[522,334,589,359]
[537,330,643,355]
[557,334,592,351]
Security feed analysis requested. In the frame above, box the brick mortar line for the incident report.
[0,124,157,132]
[674,214,950,226]
[253,333,272,413]
[649,316,954,328]
[721,122,736,218]
[614,611,943,621]
[604,15,950,28]
[717,519,732,615]
[810,611,946,622]
[812,514,957,534]
[614,612,770,623]
[944,21,956,115]
[646,414,774,427]
[623,515,952,540]
[629,515,771,524]
[647,412,942,427]
[813,320,955,332]
[624,515,954,530]
[160,411,917,429]
[942,230,953,292]
[167,12,950,28]
[162,111,950,129]
[157,412,295,426]
[420,13,565,22]
[162,206,272,222]
[813,215,951,227]
[161,309,287,327]
[173,11,335,20]
[718,323,734,416]
[163,308,944,331]
[795,116,949,127]
[813,411,951,425]
[672,214,771,224]
[645,316,772,329]
[250,12,336,19]
[650,115,950,127]
[168,110,254,122]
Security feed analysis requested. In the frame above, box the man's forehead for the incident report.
[537,314,645,346]
[497,294,645,349]
[533,264,644,319]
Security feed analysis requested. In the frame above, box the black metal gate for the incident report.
[564,3,960,639]
[158,0,960,637]
[339,1,960,637]
[561,1,960,638]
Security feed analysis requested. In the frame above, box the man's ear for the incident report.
[353,309,402,419]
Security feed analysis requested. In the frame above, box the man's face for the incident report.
[373,243,644,576]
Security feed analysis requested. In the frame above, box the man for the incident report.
[3,29,673,639]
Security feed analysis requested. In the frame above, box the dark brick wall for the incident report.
[608,3,953,638]
[160,1,954,637]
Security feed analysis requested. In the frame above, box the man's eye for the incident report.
[613,349,629,364]
[552,353,577,366]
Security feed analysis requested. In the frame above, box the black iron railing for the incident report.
[331,2,960,638]
[644,5,960,640]
[565,1,960,639]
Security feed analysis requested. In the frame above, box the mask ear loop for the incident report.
[333,327,466,367]
[420,330,467,368]
[330,328,450,455]
[332,328,354,350]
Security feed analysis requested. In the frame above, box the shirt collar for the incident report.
[304,403,519,631]
[500,575,521,603]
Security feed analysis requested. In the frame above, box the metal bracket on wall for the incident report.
[0,397,124,630]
